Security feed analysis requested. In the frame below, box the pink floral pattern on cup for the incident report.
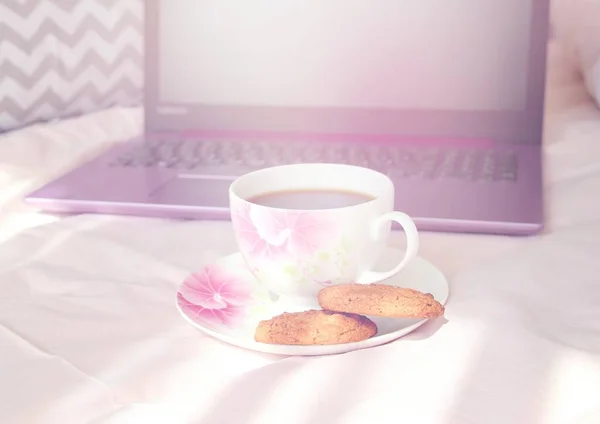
[178,264,253,326]
[231,201,338,263]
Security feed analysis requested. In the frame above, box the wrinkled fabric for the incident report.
[1,44,600,424]
[552,0,600,106]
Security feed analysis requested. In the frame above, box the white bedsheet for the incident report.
[1,43,600,424]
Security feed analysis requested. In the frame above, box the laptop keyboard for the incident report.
[110,138,519,182]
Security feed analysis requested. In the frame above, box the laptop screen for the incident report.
[147,0,549,142]
[159,0,529,112]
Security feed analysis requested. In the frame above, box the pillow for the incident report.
[0,0,143,133]
[552,0,600,107]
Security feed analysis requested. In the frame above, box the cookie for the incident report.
[254,309,378,345]
[318,284,445,319]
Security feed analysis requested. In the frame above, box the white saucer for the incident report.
[176,246,449,356]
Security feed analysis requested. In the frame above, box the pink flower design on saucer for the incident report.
[178,264,253,326]
[231,201,338,261]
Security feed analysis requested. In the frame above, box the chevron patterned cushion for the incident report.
[0,0,143,133]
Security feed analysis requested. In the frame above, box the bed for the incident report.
[2,4,600,424]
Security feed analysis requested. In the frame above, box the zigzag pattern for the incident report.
[0,0,143,132]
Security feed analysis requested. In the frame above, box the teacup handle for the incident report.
[356,211,419,284]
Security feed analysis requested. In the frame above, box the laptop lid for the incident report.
[145,0,550,143]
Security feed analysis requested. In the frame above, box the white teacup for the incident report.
[229,163,419,308]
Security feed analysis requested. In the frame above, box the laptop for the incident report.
[25,0,550,235]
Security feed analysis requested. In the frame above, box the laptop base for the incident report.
[25,138,544,236]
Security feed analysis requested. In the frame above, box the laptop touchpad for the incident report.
[150,176,232,207]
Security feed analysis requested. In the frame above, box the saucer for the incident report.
[176,246,449,356]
